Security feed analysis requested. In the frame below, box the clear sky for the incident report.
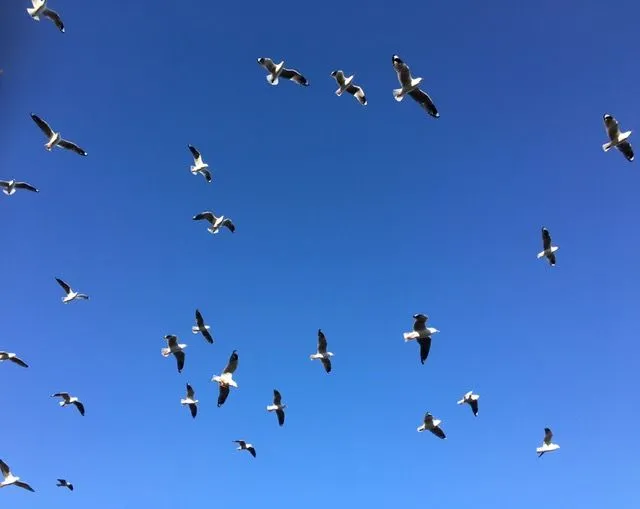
[1,0,639,507]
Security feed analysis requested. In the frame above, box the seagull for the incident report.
[192,309,214,344]
[602,114,633,162]
[391,55,439,118]
[537,227,559,267]
[161,335,187,373]
[457,391,480,416]
[266,389,286,426]
[187,145,212,182]
[0,460,35,492]
[51,392,85,416]
[180,383,198,418]
[536,427,560,457]
[0,179,39,196]
[417,412,446,439]
[330,70,367,106]
[257,57,309,87]
[55,278,89,304]
[403,314,440,365]
[310,329,333,373]
[26,0,64,33]
[56,479,73,491]
[31,114,86,155]
[0,352,29,368]
[212,350,238,407]
[233,440,256,458]
[192,211,236,235]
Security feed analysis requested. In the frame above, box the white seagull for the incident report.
[0,459,35,492]
[537,227,558,267]
[192,211,236,235]
[392,55,439,118]
[212,350,239,407]
[192,309,214,344]
[187,145,212,182]
[457,391,480,416]
[266,389,286,427]
[55,277,89,304]
[180,383,198,419]
[602,113,633,162]
[0,352,29,368]
[26,0,64,33]
[330,70,367,106]
[31,114,87,155]
[536,427,560,457]
[417,412,446,439]
[51,392,85,416]
[257,57,309,87]
[403,313,440,365]
[0,179,39,196]
[161,335,187,373]
[233,440,256,458]
[56,479,73,491]
[310,329,333,373]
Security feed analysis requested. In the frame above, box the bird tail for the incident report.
[267,74,279,86]
[393,88,404,102]
[403,331,419,341]
[602,141,614,152]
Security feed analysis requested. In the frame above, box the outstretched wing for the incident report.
[418,337,432,365]
[408,88,439,118]
[55,278,71,294]
[276,408,285,426]
[346,84,367,105]
[15,481,35,492]
[174,351,185,373]
[280,67,309,86]
[52,392,70,399]
[74,401,85,416]
[186,383,195,399]
[543,427,553,445]
[618,141,634,162]
[542,228,552,251]
[10,356,29,368]
[317,329,328,353]
[273,389,282,405]
[221,218,236,233]
[247,446,257,458]
[188,144,201,161]
[195,309,205,328]
[193,212,215,223]
[218,384,230,407]
[430,425,446,439]
[257,57,276,73]
[223,350,238,374]
[200,169,212,182]
[469,399,479,416]
[604,115,620,140]
[58,139,87,156]
[43,8,64,32]
[31,113,55,138]
[321,357,332,373]
[0,459,10,477]
[15,182,39,193]
[392,55,412,87]
[332,70,346,85]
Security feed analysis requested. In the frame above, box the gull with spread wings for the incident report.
[391,55,439,118]
[212,350,239,407]
[310,329,334,373]
[257,57,309,87]
[31,114,87,156]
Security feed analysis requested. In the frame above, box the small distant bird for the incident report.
[0,352,29,368]
[55,278,89,304]
[266,389,286,426]
[193,211,236,235]
[257,57,309,87]
[417,412,446,439]
[403,314,440,365]
[26,0,64,33]
[0,459,35,492]
[536,427,560,457]
[192,309,214,344]
[233,440,256,458]
[212,350,239,407]
[391,55,439,118]
[537,227,559,267]
[180,383,198,419]
[187,145,212,182]
[56,479,73,491]
[51,392,85,416]
[457,391,480,416]
[310,329,333,373]
[0,179,39,196]
[602,114,633,162]
[161,335,187,373]
[31,114,86,155]
[330,70,367,106]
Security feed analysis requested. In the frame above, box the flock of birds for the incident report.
[0,0,636,497]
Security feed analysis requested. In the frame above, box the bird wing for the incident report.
[52,392,70,399]
[258,57,276,73]
[280,67,309,86]
[346,84,367,105]
[189,403,197,418]
[247,446,257,457]
[317,329,328,353]
[618,141,634,162]
[200,169,212,182]
[470,399,479,416]
[55,277,72,294]
[392,56,412,86]
[57,479,66,484]
[548,252,556,266]
[10,356,29,368]
[321,357,332,373]
[223,351,238,374]
[74,401,85,416]
[195,309,205,328]
[15,481,35,492]
[193,212,215,223]
[233,440,246,447]
[604,115,620,139]
[0,181,9,189]
[417,337,432,365]
[221,218,236,232]
[186,383,195,399]
[332,70,346,85]
[174,351,185,373]
[0,459,10,477]
[14,182,39,192]
[430,426,446,439]
[408,88,439,118]
[58,139,87,156]
[276,408,285,426]
[188,144,201,162]
[543,427,553,445]
[217,384,230,407]
[31,114,54,138]
[273,389,282,405]
[542,228,552,250]
[43,8,64,32]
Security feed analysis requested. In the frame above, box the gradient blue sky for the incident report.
[1,0,639,507]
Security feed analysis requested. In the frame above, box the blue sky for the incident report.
[1,0,638,506]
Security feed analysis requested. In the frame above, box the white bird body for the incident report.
[212,372,238,388]
[192,324,211,334]
[457,391,480,416]
[394,76,423,102]
[335,72,354,96]
[161,341,187,357]
[536,245,558,259]
[0,459,35,492]
[26,0,46,20]
[602,129,632,152]
[55,278,89,304]
[403,327,439,341]
[267,60,285,85]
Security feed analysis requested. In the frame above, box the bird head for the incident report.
[257,57,266,65]
[603,113,612,121]
[392,55,403,64]
[330,70,338,77]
